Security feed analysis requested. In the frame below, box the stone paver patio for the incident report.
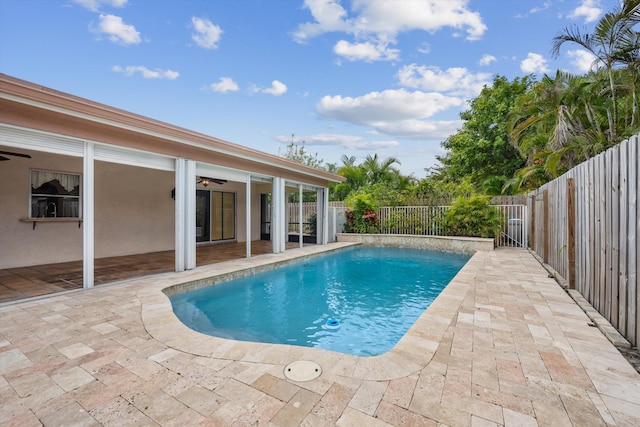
[1,245,639,426]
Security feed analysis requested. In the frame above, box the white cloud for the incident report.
[568,0,602,23]
[373,119,462,139]
[520,52,550,74]
[208,77,239,93]
[479,54,496,66]
[316,89,464,139]
[567,49,597,73]
[191,17,222,49]
[72,0,128,12]
[529,1,551,14]
[94,14,141,45]
[293,0,487,62]
[333,40,400,62]
[276,133,399,150]
[396,64,490,97]
[262,80,288,96]
[112,65,179,79]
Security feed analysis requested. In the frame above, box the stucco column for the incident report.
[83,141,95,289]
[299,185,303,248]
[271,177,286,253]
[316,187,329,245]
[174,158,196,271]
[184,160,196,269]
[246,174,251,259]
[175,158,186,272]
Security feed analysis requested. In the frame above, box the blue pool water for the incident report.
[169,247,470,356]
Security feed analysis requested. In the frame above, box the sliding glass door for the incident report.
[210,191,235,241]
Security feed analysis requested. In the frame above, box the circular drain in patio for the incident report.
[283,360,322,382]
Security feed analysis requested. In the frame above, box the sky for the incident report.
[0,0,610,178]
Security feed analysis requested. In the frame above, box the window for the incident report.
[30,169,81,218]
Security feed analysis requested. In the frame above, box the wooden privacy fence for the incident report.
[528,133,639,346]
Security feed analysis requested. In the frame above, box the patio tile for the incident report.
[269,387,321,425]
[252,373,301,402]
[1,247,639,426]
[57,342,95,359]
[348,380,388,416]
[0,348,33,375]
[51,365,95,391]
[311,382,357,423]
[174,385,227,417]
[90,396,159,426]
[40,401,100,427]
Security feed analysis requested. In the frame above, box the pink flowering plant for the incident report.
[344,193,380,234]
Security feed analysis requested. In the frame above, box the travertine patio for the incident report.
[1,245,639,426]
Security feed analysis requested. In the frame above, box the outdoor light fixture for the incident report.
[201,178,210,187]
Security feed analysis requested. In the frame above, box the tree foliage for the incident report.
[437,75,535,195]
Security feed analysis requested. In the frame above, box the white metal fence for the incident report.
[324,204,528,247]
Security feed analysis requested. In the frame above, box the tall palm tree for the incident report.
[551,0,640,142]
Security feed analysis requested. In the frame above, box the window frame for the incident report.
[29,168,82,219]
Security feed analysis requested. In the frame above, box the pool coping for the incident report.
[138,242,481,382]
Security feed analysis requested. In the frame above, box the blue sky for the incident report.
[0,0,608,177]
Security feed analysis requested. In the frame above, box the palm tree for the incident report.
[551,0,640,142]
[362,154,401,185]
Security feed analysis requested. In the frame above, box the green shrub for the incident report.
[344,193,379,234]
[442,196,502,238]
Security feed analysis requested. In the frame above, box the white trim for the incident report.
[82,142,94,289]
[1,124,83,157]
[196,163,249,183]
[2,94,339,182]
[94,144,174,171]
[1,124,176,171]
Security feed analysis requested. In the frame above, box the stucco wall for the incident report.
[0,148,176,267]
[94,161,174,259]
[336,233,494,255]
[0,148,83,268]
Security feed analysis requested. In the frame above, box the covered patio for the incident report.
[0,73,342,302]
[0,241,300,303]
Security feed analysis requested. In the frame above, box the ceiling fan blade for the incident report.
[0,156,9,161]
[0,150,31,159]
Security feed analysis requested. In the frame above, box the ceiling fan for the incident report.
[0,150,32,161]
[197,176,227,187]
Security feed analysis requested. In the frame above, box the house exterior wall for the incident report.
[0,149,83,268]
[0,148,177,268]
[94,161,174,259]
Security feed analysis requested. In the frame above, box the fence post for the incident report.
[543,189,549,264]
[567,178,576,289]
[530,193,536,250]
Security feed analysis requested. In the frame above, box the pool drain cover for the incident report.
[283,360,322,382]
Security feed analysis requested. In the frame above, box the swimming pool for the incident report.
[169,246,470,356]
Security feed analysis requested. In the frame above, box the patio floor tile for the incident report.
[0,246,639,426]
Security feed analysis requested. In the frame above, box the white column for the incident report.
[174,158,185,272]
[316,187,329,245]
[298,185,303,248]
[82,141,95,289]
[271,177,280,253]
[271,177,286,253]
[184,160,196,269]
[246,174,252,258]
